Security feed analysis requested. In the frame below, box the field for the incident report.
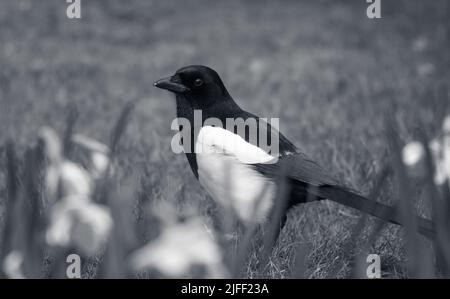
[0,0,449,278]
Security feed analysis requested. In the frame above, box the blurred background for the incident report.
[0,0,449,278]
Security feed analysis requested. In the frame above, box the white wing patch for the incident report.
[195,126,276,164]
[195,126,276,224]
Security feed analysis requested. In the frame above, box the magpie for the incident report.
[154,65,434,238]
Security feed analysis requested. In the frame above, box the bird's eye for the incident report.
[194,78,204,87]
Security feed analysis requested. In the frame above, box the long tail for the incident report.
[316,185,435,239]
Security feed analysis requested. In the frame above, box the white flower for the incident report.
[39,127,92,203]
[46,198,77,247]
[39,127,62,164]
[443,146,450,186]
[46,198,113,256]
[430,137,450,186]
[443,115,450,134]
[2,251,25,279]
[429,114,450,186]
[72,134,112,179]
[45,164,61,203]
[402,141,424,167]
[45,160,92,204]
[72,134,110,154]
[70,202,114,256]
[129,218,227,278]
[59,161,92,197]
[402,115,450,187]
[39,127,114,255]
[89,151,110,179]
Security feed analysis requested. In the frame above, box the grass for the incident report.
[0,0,449,278]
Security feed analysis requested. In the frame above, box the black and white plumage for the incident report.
[154,65,434,238]
[195,125,276,223]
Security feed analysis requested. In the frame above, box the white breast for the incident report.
[195,126,276,224]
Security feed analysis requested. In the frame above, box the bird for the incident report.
[154,65,434,239]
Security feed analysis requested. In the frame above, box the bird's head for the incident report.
[154,65,230,108]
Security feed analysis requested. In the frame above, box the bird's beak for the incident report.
[154,76,190,94]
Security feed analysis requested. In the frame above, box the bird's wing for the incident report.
[255,153,435,239]
[254,153,340,187]
[195,126,277,164]
[227,109,300,156]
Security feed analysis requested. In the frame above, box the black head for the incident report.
[154,65,231,108]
